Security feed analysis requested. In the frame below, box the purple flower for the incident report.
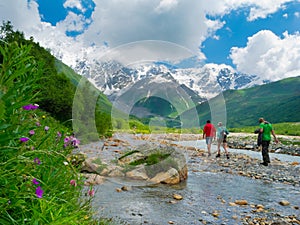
[20,137,29,142]
[22,104,33,110]
[35,186,43,198]
[34,157,41,165]
[72,138,80,147]
[29,130,35,136]
[32,178,39,185]
[64,137,70,143]
[57,131,62,137]
[31,104,39,110]
[36,122,41,127]
[44,126,49,131]
[22,104,39,110]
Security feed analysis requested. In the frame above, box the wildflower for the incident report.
[36,122,41,127]
[31,104,39,110]
[20,137,29,142]
[42,115,46,119]
[29,130,35,136]
[87,188,95,197]
[22,104,39,110]
[70,179,77,187]
[35,186,43,198]
[57,131,62,137]
[22,104,33,110]
[32,178,39,185]
[72,138,80,147]
[34,157,41,165]
[44,126,49,132]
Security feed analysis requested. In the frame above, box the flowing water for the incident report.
[82,136,300,224]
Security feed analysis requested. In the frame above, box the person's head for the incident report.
[206,120,211,123]
[218,122,222,127]
[258,118,264,123]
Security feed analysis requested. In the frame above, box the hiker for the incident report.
[258,118,279,166]
[202,120,216,156]
[216,122,230,159]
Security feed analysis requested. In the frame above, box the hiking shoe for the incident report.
[260,162,268,166]
[216,154,221,158]
[226,154,230,159]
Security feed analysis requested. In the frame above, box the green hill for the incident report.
[0,21,113,138]
[183,76,300,128]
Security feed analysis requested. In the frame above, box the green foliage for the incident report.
[0,42,41,149]
[0,23,109,224]
[230,122,300,136]
[129,152,170,166]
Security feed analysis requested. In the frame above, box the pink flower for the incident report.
[44,126,49,131]
[36,122,41,127]
[70,179,77,187]
[88,188,95,197]
[29,130,35,136]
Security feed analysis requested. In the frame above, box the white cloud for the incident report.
[155,0,178,13]
[230,30,300,81]
[57,11,87,33]
[295,12,300,18]
[0,0,299,77]
[64,0,85,13]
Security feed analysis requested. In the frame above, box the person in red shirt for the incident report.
[202,120,216,156]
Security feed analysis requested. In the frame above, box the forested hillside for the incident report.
[187,76,300,128]
[0,21,112,137]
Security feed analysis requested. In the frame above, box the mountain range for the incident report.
[73,60,265,102]
[66,58,299,128]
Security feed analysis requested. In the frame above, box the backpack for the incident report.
[221,129,229,138]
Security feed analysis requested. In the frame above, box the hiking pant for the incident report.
[262,140,270,163]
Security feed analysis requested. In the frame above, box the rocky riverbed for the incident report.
[79,133,300,224]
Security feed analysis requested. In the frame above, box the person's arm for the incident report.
[271,130,279,143]
[259,123,264,133]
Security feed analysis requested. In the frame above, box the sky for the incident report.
[0,0,300,81]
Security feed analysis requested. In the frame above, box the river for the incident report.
[82,135,300,224]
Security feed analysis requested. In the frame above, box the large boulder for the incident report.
[81,144,188,185]
[120,144,188,184]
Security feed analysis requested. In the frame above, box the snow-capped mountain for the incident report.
[74,59,262,103]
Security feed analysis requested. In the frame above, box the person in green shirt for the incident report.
[258,118,279,166]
